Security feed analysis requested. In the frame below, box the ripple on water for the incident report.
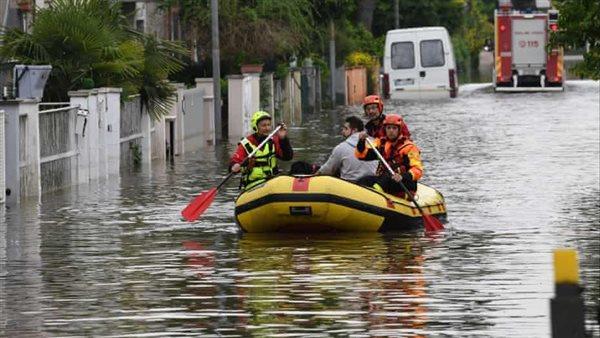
[1,81,598,337]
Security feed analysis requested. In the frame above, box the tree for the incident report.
[550,0,600,79]
[0,0,187,120]
[356,0,377,32]
[159,0,315,74]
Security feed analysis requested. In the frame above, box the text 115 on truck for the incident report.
[494,0,563,92]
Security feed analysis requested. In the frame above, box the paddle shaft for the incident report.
[365,138,428,216]
[218,124,283,190]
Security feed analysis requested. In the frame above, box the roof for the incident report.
[386,27,449,35]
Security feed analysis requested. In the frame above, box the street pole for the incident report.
[329,20,336,108]
[211,0,222,142]
[394,0,399,29]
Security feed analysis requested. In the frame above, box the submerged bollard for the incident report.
[551,249,585,338]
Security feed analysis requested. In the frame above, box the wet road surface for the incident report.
[1,80,599,337]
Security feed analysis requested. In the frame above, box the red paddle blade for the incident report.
[423,214,445,232]
[181,188,217,222]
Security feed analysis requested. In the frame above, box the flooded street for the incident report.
[2,81,599,336]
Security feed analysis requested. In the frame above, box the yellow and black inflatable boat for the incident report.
[234,175,446,233]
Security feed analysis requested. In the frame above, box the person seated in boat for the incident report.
[230,111,293,190]
[363,94,411,140]
[316,116,377,182]
[355,114,423,198]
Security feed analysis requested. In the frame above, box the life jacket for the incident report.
[375,136,423,184]
[239,136,278,190]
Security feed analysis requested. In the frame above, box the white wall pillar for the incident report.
[227,74,260,142]
[151,115,166,162]
[20,100,41,199]
[292,70,302,126]
[262,72,275,114]
[140,105,152,168]
[69,90,92,184]
[174,85,185,155]
[99,87,122,177]
[248,73,260,115]
[227,75,244,141]
[2,102,21,205]
[203,95,215,146]
[195,78,213,97]
[89,90,102,181]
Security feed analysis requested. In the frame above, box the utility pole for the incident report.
[211,0,222,142]
[329,20,336,108]
[394,0,399,29]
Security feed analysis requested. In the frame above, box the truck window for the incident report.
[391,42,415,69]
[420,39,445,68]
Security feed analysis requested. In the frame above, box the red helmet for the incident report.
[363,95,383,113]
[383,114,404,127]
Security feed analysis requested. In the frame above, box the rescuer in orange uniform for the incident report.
[355,114,423,197]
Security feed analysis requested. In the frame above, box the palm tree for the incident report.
[0,0,187,120]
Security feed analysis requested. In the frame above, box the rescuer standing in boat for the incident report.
[363,94,411,139]
[230,111,293,190]
[355,114,423,197]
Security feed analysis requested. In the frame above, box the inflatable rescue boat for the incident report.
[234,175,446,232]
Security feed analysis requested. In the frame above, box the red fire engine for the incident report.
[494,0,564,91]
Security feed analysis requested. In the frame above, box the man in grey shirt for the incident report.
[317,116,378,182]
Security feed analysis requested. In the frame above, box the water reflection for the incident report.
[1,81,598,337]
[228,233,432,336]
[1,199,43,336]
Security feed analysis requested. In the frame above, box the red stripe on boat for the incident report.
[292,177,310,191]
[386,198,395,209]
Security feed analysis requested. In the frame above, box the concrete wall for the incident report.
[151,115,166,161]
[69,88,121,182]
[181,86,209,152]
[195,78,213,97]
[1,100,40,205]
[281,70,302,126]
[99,88,122,176]
[0,80,231,205]
[228,74,260,142]
[260,72,275,115]
[18,100,41,199]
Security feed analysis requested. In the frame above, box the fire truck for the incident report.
[493,0,563,91]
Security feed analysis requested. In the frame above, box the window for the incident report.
[391,42,415,69]
[420,40,445,67]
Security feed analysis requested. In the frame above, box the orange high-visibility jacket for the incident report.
[355,137,423,181]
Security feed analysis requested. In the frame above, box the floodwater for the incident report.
[2,81,599,337]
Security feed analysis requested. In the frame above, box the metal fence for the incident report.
[120,96,143,168]
[38,106,78,193]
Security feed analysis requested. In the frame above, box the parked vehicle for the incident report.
[382,27,458,100]
[493,0,563,91]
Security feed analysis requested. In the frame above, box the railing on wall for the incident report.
[38,105,79,193]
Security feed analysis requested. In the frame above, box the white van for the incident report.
[382,27,458,100]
